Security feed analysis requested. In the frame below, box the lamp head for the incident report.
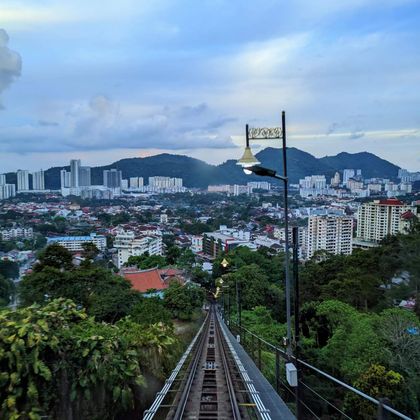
[221,258,229,268]
[237,146,260,168]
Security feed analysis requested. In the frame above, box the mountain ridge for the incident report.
[5,148,401,189]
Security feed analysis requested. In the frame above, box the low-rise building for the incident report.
[114,230,163,268]
[46,233,107,252]
[1,227,33,241]
[202,227,253,259]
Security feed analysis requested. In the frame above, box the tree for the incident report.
[0,274,14,306]
[34,243,73,272]
[176,249,196,269]
[163,282,204,320]
[128,297,172,326]
[0,260,19,280]
[166,245,181,265]
[316,301,384,380]
[0,299,144,420]
[344,364,415,419]
[19,267,138,323]
[81,242,100,261]
[126,254,167,269]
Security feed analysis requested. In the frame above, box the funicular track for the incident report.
[144,305,260,419]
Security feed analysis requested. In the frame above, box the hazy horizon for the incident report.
[0,145,413,174]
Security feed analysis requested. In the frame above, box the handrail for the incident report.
[226,318,413,420]
[217,312,272,420]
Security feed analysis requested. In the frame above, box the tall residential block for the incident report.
[103,169,122,188]
[0,184,16,200]
[32,170,45,190]
[307,215,353,258]
[0,174,6,185]
[356,199,417,243]
[70,159,81,188]
[79,166,91,186]
[60,169,71,188]
[17,170,30,191]
[342,169,355,186]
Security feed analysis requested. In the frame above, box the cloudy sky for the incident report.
[0,0,419,172]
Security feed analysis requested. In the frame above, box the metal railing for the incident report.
[223,316,413,420]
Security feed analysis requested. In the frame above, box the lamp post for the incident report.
[220,258,241,328]
[237,111,292,359]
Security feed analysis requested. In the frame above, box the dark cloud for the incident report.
[326,122,339,135]
[349,131,365,140]
[0,29,21,109]
[38,120,59,127]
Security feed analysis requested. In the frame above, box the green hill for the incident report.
[8,148,401,189]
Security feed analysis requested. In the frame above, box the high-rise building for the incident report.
[148,176,182,189]
[0,184,16,200]
[60,169,71,188]
[0,174,6,186]
[79,166,91,187]
[17,170,30,191]
[129,177,139,189]
[121,179,128,189]
[247,181,271,191]
[70,159,81,188]
[342,169,355,186]
[356,199,417,243]
[103,169,122,188]
[307,215,353,258]
[32,170,45,190]
[330,172,340,187]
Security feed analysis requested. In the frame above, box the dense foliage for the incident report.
[218,229,420,417]
[0,299,146,419]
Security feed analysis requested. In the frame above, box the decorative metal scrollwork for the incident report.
[248,127,282,139]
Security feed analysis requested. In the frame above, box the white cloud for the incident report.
[0,29,21,108]
[0,95,236,153]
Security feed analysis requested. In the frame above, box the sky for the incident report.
[0,0,419,172]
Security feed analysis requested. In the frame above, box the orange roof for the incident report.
[122,268,168,293]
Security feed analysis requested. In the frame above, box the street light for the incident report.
[237,111,292,359]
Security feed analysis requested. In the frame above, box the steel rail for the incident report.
[215,312,242,419]
[172,308,212,420]
[217,312,272,420]
[143,310,209,419]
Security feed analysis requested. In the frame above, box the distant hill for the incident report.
[6,148,401,189]
[319,152,400,179]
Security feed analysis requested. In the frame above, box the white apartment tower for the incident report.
[17,170,30,191]
[79,166,91,186]
[307,215,353,258]
[60,169,71,188]
[0,174,6,185]
[356,199,417,243]
[343,169,355,186]
[32,170,45,190]
[70,159,81,188]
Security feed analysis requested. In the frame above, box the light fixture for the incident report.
[237,146,260,168]
[221,258,229,268]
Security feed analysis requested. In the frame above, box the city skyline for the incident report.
[0,1,420,172]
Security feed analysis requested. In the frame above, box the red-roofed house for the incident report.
[399,210,418,233]
[120,267,184,295]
